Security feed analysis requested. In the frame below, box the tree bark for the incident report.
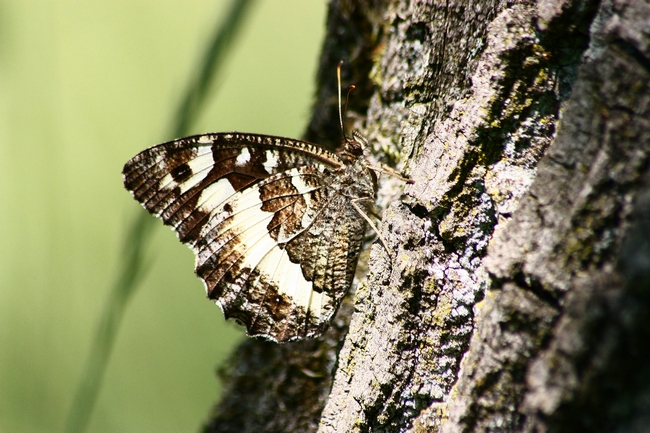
[204,0,650,432]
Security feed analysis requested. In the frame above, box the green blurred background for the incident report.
[0,1,327,431]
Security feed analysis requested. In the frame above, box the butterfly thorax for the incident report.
[333,130,377,202]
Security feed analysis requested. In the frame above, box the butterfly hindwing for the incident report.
[123,132,376,342]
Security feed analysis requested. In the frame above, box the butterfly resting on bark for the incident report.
[122,72,390,342]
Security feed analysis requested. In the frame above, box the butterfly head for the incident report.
[339,130,368,163]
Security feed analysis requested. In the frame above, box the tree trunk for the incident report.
[204,0,650,432]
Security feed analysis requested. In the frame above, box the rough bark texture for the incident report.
[204,0,650,432]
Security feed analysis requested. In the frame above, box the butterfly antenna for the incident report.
[345,85,356,124]
[337,60,347,142]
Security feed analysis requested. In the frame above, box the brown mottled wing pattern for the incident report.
[123,132,376,342]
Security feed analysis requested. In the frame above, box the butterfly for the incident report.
[123,128,379,342]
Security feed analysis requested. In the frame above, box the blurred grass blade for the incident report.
[64,1,256,432]
[64,212,155,433]
[171,0,256,138]
[171,0,253,138]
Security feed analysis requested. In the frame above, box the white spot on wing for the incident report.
[196,179,237,215]
[235,192,267,219]
[264,150,279,171]
[290,173,310,195]
[309,291,329,322]
[235,148,250,167]
[197,187,256,247]
[282,259,317,311]
[236,213,276,269]
[198,185,268,244]
[289,172,316,228]
[250,242,314,312]
[273,249,295,295]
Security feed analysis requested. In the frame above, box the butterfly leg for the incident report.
[350,198,390,253]
[367,162,413,183]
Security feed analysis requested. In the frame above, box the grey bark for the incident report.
[204,0,650,432]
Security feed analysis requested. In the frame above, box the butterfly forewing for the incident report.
[123,132,376,342]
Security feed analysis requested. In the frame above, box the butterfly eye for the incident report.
[344,130,368,156]
[346,141,363,156]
